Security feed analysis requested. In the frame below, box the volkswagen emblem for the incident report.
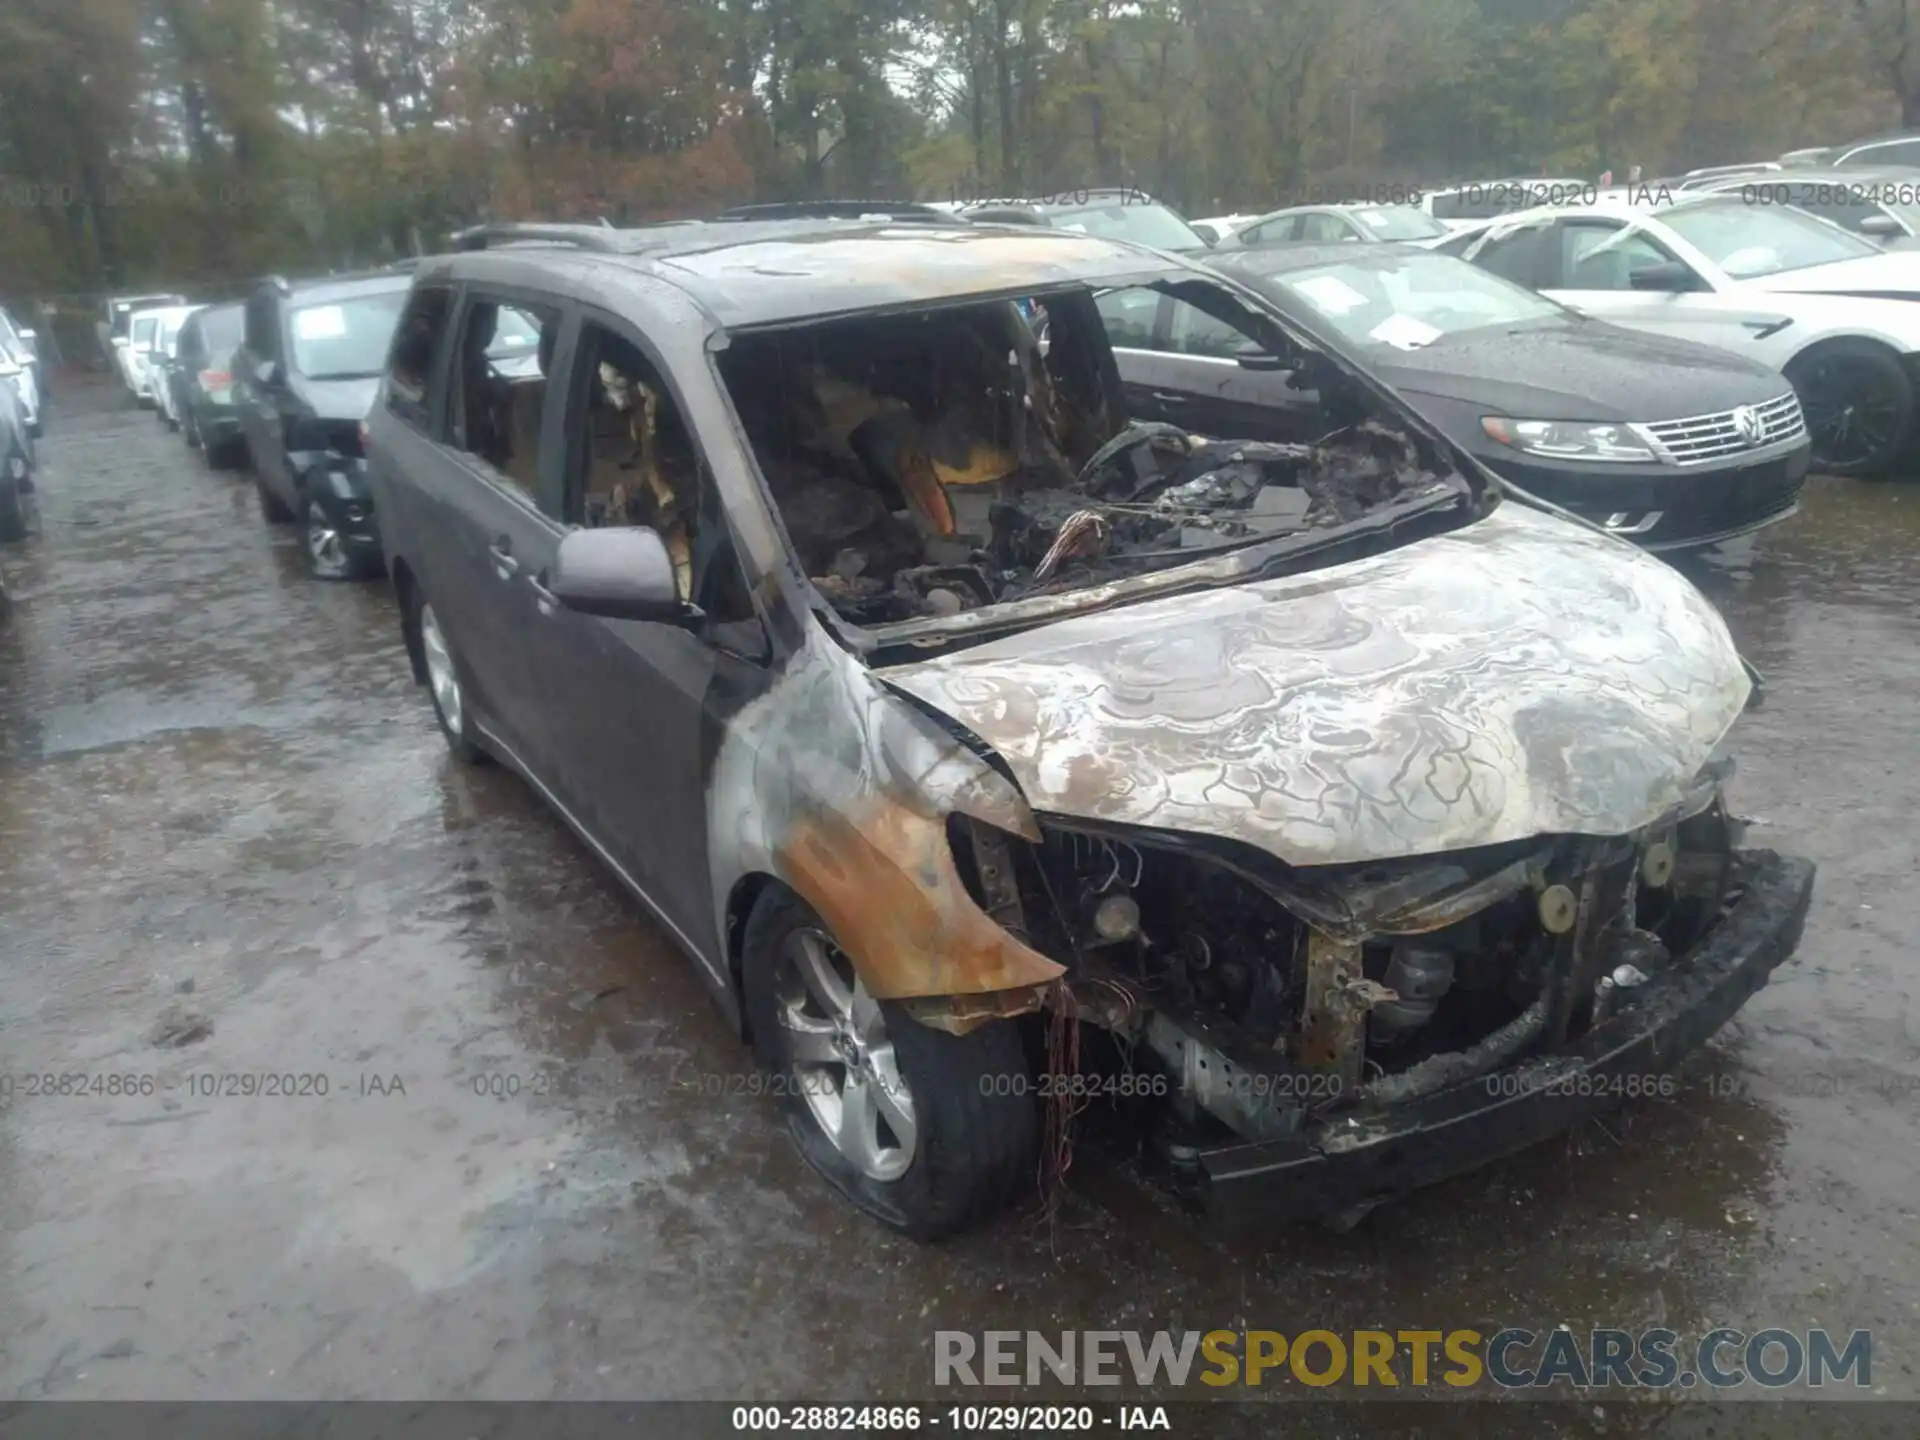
[1731,404,1764,446]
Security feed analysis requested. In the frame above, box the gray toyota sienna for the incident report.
[363,217,1814,1238]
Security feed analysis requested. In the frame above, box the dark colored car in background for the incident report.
[958,187,1214,253]
[169,302,247,467]
[232,270,411,579]
[1099,242,1810,551]
[1211,202,1449,250]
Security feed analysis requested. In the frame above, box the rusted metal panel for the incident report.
[882,504,1751,868]
[708,632,1063,1002]
[1298,933,1374,1088]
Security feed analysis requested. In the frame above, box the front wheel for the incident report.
[741,888,1038,1239]
[1785,340,1913,477]
[412,592,487,764]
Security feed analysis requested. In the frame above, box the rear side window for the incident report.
[1297,213,1357,243]
[1241,216,1297,246]
[386,285,454,426]
[448,294,562,500]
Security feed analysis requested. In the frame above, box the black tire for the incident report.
[1785,339,1913,477]
[741,887,1038,1239]
[255,474,294,523]
[0,482,25,544]
[409,588,487,764]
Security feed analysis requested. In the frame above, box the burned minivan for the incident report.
[365,218,1815,1238]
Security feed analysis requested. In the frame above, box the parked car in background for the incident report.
[1191,214,1256,244]
[168,302,247,467]
[1828,133,1920,169]
[363,217,1813,1238]
[0,350,37,542]
[1419,178,1595,228]
[232,270,410,578]
[1671,161,1782,191]
[1692,166,1920,247]
[958,188,1214,253]
[0,305,44,403]
[125,304,192,408]
[1184,244,1810,550]
[0,328,42,438]
[101,292,185,394]
[149,308,197,430]
[1436,194,1920,474]
[1212,202,1448,250]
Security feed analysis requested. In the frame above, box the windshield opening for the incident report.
[1661,199,1877,277]
[716,284,1465,633]
[289,291,409,379]
[1051,201,1208,251]
[1261,251,1562,349]
[130,317,158,348]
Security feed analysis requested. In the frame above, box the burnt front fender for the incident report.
[709,632,1066,1001]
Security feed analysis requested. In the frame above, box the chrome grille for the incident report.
[1640,392,1806,466]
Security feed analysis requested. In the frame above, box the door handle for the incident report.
[488,537,519,578]
[528,571,558,616]
[1149,390,1190,405]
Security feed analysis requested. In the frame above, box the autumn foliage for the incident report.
[0,0,1910,293]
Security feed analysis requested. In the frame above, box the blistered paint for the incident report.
[881,505,1751,868]
[707,630,1065,1000]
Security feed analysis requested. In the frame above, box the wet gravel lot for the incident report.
[2,378,1917,1432]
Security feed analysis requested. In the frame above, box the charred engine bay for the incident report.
[720,297,1452,627]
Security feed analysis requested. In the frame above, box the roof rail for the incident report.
[714,200,954,223]
[450,222,631,252]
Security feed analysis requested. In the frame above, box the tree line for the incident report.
[0,0,1911,294]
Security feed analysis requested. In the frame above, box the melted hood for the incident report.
[882,505,1749,868]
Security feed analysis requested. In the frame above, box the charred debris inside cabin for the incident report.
[942,768,1748,1145]
[716,285,1460,627]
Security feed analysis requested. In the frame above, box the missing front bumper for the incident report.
[1188,848,1815,1223]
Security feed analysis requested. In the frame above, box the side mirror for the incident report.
[1627,260,1697,292]
[1858,213,1903,238]
[1234,341,1287,372]
[550,526,692,624]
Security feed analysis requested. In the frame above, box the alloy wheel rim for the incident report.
[306,502,346,571]
[1800,360,1901,467]
[419,604,464,737]
[775,927,917,1181]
